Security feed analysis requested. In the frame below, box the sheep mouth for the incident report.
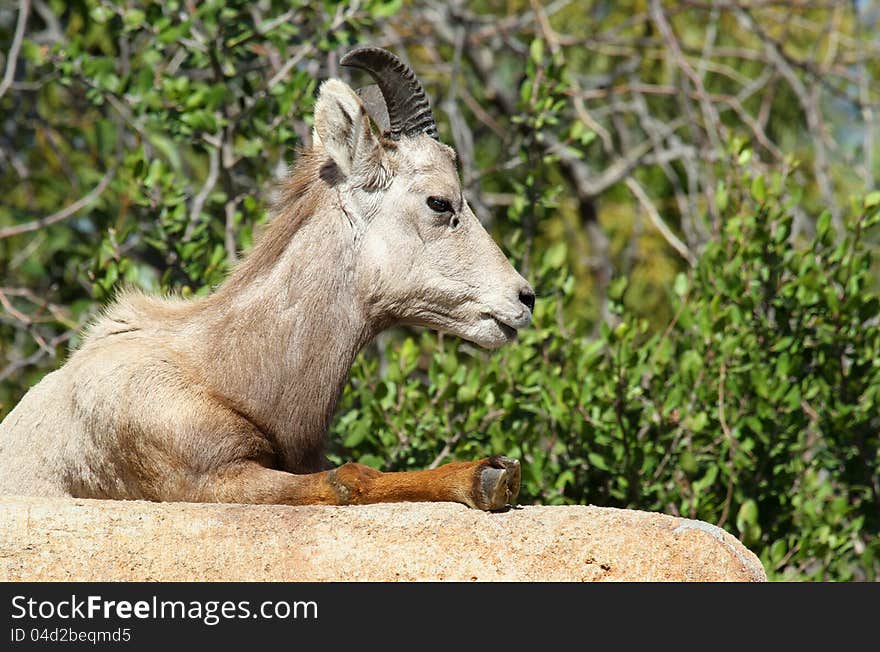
[495,319,518,340]
[485,314,519,341]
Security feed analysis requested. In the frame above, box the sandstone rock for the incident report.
[0,496,766,581]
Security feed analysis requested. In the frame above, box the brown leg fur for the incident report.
[196,455,520,511]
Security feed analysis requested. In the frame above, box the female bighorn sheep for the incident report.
[0,48,534,511]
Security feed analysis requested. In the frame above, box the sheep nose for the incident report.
[518,287,536,313]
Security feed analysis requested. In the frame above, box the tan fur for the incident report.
[0,78,533,509]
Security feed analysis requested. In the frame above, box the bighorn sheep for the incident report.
[0,48,535,511]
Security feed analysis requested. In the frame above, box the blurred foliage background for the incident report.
[1,0,879,580]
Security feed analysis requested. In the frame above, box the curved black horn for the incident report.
[340,46,439,141]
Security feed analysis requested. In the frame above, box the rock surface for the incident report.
[0,496,766,581]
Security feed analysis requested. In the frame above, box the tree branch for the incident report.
[0,0,31,102]
[0,167,115,240]
[625,176,697,267]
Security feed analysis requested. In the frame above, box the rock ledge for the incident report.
[0,496,766,581]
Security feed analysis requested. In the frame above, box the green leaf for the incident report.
[123,9,146,29]
[769,539,788,565]
[398,337,419,373]
[673,273,688,297]
[529,39,544,64]
[372,0,403,18]
[716,181,728,213]
[736,499,759,533]
[587,452,608,471]
[543,242,567,269]
[751,175,766,202]
[357,455,384,470]
[90,6,113,24]
[816,211,832,238]
[864,191,880,208]
[608,277,627,301]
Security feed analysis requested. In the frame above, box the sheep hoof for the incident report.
[475,456,521,511]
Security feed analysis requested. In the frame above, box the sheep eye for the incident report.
[426,196,452,213]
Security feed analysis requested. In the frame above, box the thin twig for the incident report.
[184,142,221,242]
[625,177,697,267]
[0,288,31,324]
[0,331,72,384]
[0,0,31,102]
[0,167,115,240]
[428,432,462,470]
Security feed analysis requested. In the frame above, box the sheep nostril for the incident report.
[519,289,536,313]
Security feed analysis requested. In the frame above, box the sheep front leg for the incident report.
[327,455,521,510]
[203,456,521,510]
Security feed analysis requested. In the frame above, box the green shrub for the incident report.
[332,157,880,581]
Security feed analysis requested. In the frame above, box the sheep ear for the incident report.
[313,79,388,188]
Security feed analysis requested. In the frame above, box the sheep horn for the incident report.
[340,46,439,141]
